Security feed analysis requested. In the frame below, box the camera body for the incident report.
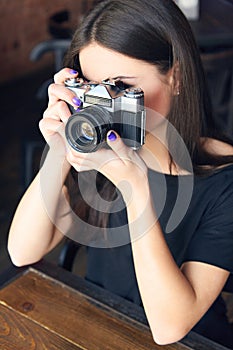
[65,77,146,153]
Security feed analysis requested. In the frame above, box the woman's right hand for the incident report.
[39,68,81,151]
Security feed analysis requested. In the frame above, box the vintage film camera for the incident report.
[65,77,146,153]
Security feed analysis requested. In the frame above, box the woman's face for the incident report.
[79,43,174,130]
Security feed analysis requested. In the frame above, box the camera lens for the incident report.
[65,105,112,153]
[79,122,95,142]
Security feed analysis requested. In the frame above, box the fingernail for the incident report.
[107,131,117,141]
[70,69,78,75]
[72,96,82,106]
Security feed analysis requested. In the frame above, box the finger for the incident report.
[106,131,132,162]
[53,67,78,85]
[48,83,82,109]
[43,100,72,124]
[66,149,93,172]
[39,118,64,136]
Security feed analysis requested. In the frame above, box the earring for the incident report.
[176,89,180,96]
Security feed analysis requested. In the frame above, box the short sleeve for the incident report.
[184,179,233,273]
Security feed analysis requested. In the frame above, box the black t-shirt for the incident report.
[85,165,233,346]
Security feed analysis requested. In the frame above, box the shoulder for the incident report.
[197,138,233,189]
[202,137,233,157]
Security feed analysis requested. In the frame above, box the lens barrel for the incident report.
[65,105,112,153]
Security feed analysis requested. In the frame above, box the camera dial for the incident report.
[65,77,84,87]
[124,87,144,98]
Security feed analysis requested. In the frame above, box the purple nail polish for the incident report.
[72,96,82,106]
[70,69,78,75]
[108,131,117,141]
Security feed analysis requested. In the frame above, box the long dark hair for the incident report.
[64,0,233,229]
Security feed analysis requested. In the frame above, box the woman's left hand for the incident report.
[65,130,148,201]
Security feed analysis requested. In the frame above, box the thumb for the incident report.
[106,130,129,158]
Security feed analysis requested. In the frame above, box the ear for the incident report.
[168,62,180,96]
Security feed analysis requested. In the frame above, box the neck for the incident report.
[139,132,190,176]
[139,132,172,174]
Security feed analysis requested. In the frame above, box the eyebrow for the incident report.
[112,76,136,80]
[82,73,136,83]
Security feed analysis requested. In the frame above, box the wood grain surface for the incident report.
[0,269,192,350]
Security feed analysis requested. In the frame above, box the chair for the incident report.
[201,48,233,141]
[58,239,82,271]
[30,39,71,100]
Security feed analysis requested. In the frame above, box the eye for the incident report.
[121,79,137,89]
[123,82,134,89]
[116,80,134,90]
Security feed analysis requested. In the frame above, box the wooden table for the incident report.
[0,260,230,350]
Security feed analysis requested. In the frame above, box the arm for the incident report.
[70,132,230,345]
[8,144,71,266]
[8,68,80,266]
[127,187,229,344]
[113,138,230,345]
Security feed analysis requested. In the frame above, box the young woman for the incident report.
[8,0,233,347]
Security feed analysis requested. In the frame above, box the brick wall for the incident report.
[0,0,96,83]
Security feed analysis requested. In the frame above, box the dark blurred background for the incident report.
[0,0,233,328]
[0,0,99,272]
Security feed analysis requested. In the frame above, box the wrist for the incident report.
[42,147,71,181]
[119,174,151,215]
[125,183,158,242]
